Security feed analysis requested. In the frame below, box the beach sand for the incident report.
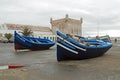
[0,43,120,80]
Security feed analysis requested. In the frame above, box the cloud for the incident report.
[0,0,120,36]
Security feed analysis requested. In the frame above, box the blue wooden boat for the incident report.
[56,30,112,61]
[14,31,55,51]
[99,35,111,42]
[75,35,111,45]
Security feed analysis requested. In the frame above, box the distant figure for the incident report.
[115,38,117,43]
[96,36,99,39]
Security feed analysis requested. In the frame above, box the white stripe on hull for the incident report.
[57,43,78,54]
[57,35,86,51]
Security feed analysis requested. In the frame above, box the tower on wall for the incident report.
[50,14,83,36]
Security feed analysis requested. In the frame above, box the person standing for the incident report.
[115,38,117,43]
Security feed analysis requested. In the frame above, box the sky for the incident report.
[0,0,120,37]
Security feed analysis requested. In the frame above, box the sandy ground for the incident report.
[0,42,120,80]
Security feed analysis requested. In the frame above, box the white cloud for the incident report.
[0,0,120,36]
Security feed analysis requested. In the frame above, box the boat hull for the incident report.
[14,43,50,50]
[14,31,55,51]
[57,43,111,61]
[14,43,28,50]
[56,30,112,61]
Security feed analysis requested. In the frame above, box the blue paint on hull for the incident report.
[56,30,112,61]
[14,31,55,51]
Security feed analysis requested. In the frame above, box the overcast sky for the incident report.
[0,0,120,37]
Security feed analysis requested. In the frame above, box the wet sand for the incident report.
[0,43,120,80]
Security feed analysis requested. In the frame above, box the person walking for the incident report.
[115,38,117,43]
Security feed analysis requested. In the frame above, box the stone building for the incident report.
[50,14,83,36]
[0,23,56,41]
[0,23,52,36]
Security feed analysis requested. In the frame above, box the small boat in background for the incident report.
[75,35,111,45]
[56,30,112,61]
[99,35,111,42]
[14,31,55,51]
